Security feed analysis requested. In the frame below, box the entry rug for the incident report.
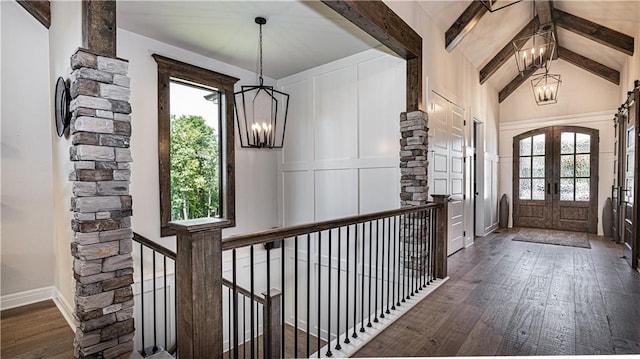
[511,227,591,249]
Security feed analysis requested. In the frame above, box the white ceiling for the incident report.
[118,1,639,91]
[117,1,382,80]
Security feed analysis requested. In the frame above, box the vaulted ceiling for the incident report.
[418,1,639,102]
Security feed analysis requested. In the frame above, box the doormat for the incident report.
[511,227,591,249]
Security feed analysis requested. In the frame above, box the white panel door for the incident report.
[428,93,465,255]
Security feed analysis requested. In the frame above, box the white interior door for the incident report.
[428,93,465,256]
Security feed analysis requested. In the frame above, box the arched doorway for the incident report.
[512,126,599,233]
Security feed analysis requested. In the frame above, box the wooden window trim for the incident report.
[152,54,239,237]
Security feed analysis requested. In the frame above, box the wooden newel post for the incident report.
[431,195,449,279]
[263,289,282,359]
[170,218,230,359]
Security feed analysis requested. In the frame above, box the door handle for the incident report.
[547,183,551,194]
[554,183,558,195]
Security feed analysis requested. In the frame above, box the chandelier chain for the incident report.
[259,22,264,85]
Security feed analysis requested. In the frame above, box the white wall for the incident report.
[48,0,83,321]
[501,60,621,123]
[118,29,280,252]
[384,0,502,240]
[276,48,405,226]
[0,1,55,303]
[498,111,615,235]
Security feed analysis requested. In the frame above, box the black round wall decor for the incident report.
[55,76,70,137]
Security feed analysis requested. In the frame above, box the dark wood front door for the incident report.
[621,88,639,268]
[513,126,599,233]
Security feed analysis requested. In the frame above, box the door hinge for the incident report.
[464,120,467,126]
[463,231,466,237]
[463,157,467,163]
[463,194,466,200]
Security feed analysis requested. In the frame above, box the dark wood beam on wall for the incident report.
[498,66,538,103]
[479,16,539,85]
[553,8,634,56]
[558,46,620,85]
[321,0,423,111]
[16,1,50,29]
[445,1,488,52]
[82,0,116,57]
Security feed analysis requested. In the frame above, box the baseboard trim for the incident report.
[53,289,77,330]
[0,286,55,311]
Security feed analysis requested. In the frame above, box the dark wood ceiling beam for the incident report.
[553,8,634,56]
[445,1,488,52]
[321,0,421,59]
[82,0,117,57]
[479,16,539,85]
[16,0,50,29]
[322,0,423,111]
[557,46,620,85]
[498,66,538,103]
[535,0,553,25]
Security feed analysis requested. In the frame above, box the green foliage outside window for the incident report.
[170,114,220,220]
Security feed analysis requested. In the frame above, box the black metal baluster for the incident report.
[430,208,435,284]
[353,224,358,338]
[326,230,333,357]
[266,241,271,359]
[373,220,379,323]
[360,222,366,333]
[306,233,311,358]
[281,238,285,357]
[294,236,299,358]
[367,221,373,328]
[418,210,424,291]
[402,213,407,303]
[345,225,351,344]
[392,215,398,309]
[152,251,158,353]
[317,231,322,358]
[228,286,232,359]
[243,295,246,359]
[163,256,168,350]
[250,246,255,359]
[258,303,263,359]
[379,218,386,319]
[335,227,343,350]
[385,217,391,315]
[413,211,417,295]
[233,249,239,359]
[140,243,146,356]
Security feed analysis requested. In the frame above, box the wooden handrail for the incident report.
[222,203,440,251]
[133,231,264,303]
[221,278,266,305]
[132,232,177,260]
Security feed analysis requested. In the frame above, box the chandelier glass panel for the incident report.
[234,17,289,149]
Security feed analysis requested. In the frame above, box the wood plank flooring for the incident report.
[355,229,640,357]
[1,300,74,359]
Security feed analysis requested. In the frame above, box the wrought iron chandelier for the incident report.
[530,71,561,105]
[479,0,523,13]
[234,17,289,149]
[513,24,556,75]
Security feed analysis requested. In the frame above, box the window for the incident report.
[153,54,239,236]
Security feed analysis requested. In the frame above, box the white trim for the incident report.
[53,289,77,330]
[0,286,55,311]
[499,110,616,131]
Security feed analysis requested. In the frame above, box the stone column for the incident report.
[69,48,134,359]
[399,110,429,275]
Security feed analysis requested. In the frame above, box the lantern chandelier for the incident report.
[513,0,556,76]
[234,17,290,149]
[530,70,562,106]
[479,0,523,13]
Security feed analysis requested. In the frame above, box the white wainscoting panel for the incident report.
[359,167,400,214]
[315,169,359,222]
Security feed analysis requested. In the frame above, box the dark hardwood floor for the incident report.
[355,229,640,357]
[1,300,74,359]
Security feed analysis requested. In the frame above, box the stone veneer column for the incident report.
[68,48,134,359]
[399,111,429,274]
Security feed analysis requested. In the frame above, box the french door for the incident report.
[513,126,599,233]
